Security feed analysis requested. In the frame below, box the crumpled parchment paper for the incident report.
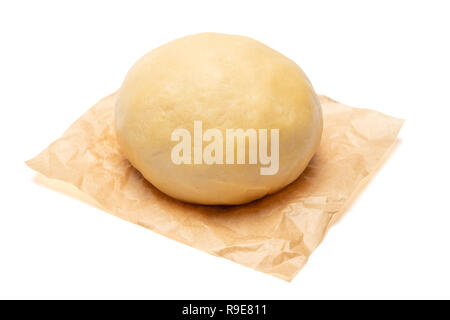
[26,93,403,281]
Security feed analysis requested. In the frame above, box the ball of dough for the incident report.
[115,33,322,205]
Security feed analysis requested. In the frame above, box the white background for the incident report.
[1,1,449,299]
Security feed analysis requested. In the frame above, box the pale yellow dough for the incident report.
[115,33,323,205]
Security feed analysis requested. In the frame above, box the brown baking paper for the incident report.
[26,93,403,281]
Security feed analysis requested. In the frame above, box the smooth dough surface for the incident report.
[115,33,323,205]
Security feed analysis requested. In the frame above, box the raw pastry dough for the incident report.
[115,33,322,205]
